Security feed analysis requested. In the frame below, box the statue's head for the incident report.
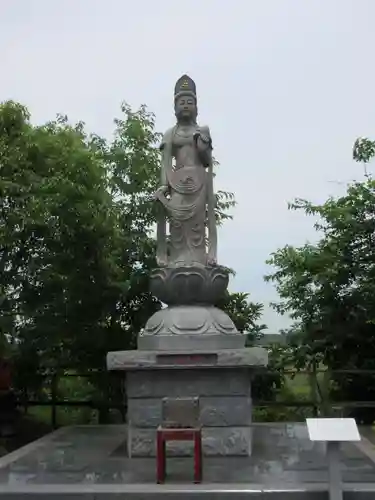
[174,74,197,123]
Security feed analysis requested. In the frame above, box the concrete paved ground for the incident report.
[0,423,375,498]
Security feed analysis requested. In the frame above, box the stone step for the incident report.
[0,485,373,499]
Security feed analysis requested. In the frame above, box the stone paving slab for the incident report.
[0,423,375,498]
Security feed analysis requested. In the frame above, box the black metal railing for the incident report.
[13,367,375,428]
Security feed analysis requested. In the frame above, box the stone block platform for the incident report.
[126,368,252,457]
[1,423,375,498]
[107,348,267,457]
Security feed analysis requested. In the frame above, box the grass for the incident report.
[253,369,325,422]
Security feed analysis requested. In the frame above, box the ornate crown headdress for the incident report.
[174,74,197,102]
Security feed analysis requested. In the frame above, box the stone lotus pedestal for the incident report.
[139,264,244,351]
[107,264,268,458]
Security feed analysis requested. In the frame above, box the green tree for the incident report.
[217,291,266,342]
[266,138,375,422]
[0,102,134,392]
[0,101,257,406]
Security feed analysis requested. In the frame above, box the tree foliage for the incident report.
[0,101,266,404]
[217,291,266,341]
[0,102,158,394]
[266,136,375,421]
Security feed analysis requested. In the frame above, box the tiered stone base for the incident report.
[106,347,268,457]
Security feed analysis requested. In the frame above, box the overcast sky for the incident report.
[1,0,375,332]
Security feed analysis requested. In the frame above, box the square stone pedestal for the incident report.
[106,347,268,458]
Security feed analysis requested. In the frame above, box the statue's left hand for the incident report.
[194,130,210,147]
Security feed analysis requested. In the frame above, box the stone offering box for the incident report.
[107,347,268,458]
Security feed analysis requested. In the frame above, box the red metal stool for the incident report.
[156,426,202,484]
[156,397,202,484]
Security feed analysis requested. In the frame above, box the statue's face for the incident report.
[175,95,196,121]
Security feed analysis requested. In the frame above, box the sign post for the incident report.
[306,418,361,500]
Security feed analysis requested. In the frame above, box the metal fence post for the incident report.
[322,369,331,417]
[309,361,319,417]
[51,373,58,429]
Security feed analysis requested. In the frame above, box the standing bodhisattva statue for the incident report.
[154,75,217,268]
[141,75,243,348]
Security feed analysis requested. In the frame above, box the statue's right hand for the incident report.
[153,185,169,200]
[156,257,168,267]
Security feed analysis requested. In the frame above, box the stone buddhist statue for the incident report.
[106,76,268,462]
[138,75,245,351]
[154,75,217,268]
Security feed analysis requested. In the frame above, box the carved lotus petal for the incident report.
[149,265,229,306]
[143,305,238,338]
